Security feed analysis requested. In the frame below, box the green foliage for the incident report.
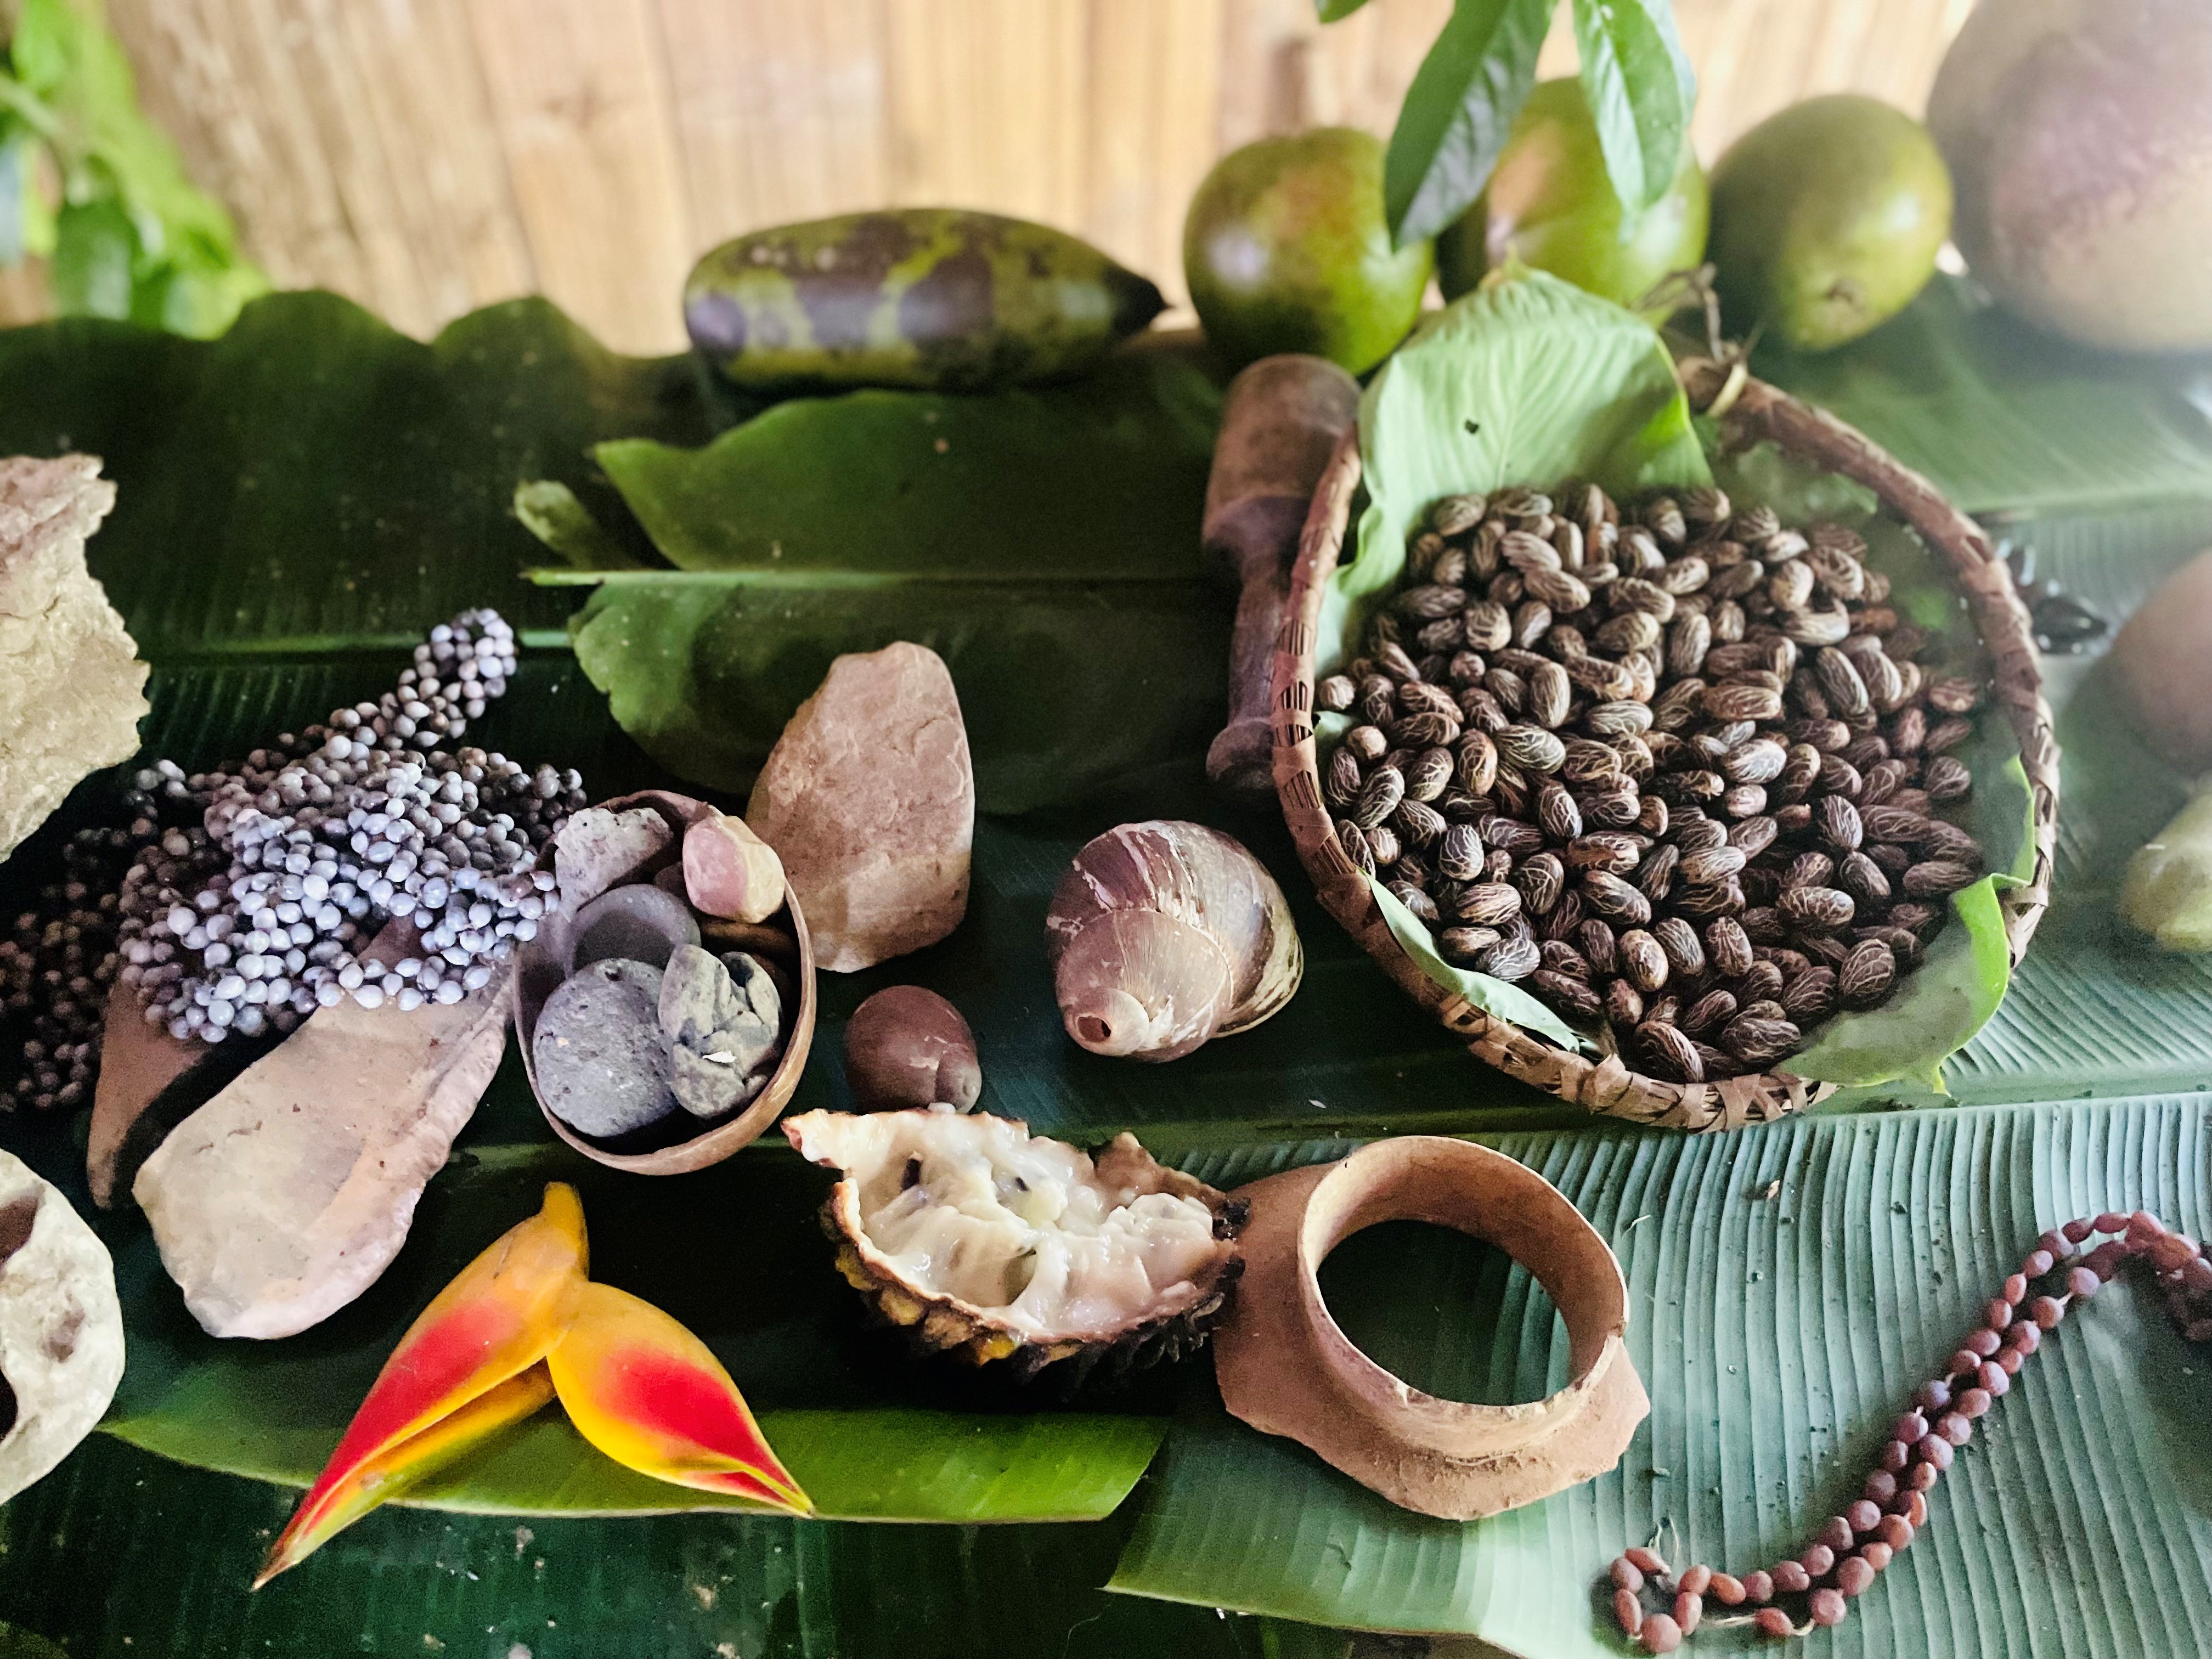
[0,0,266,335]
[1334,0,1695,246]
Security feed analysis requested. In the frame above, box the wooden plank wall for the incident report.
[6,0,1972,351]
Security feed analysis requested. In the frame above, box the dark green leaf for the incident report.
[49,193,133,318]
[1752,277,2212,515]
[1113,1097,2212,1650]
[1316,0,1375,18]
[1570,0,1696,212]
[1382,0,1554,246]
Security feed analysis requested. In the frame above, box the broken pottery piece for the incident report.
[0,1151,126,1505]
[746,641,974,973]
[554,806,675,912]
[1214,1137,1646,1521]
[682,810,787,924]
[0,454,149,860]
[85,979,268,1209]
[133,922,513,1340]
[532,959,678,1137]
[570,883,699,972]
[658,945,781,1118]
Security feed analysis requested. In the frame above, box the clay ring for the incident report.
[1212,1136,1647,1520]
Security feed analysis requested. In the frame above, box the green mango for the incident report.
[683,208,1166,392]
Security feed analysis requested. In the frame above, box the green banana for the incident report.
[683,208,1165,393]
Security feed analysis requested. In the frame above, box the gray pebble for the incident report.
[657,945,782,1119]
[533,958,678,1137]
[570,882,699,973]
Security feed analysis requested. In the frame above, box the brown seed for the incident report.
[1317,674,1356,713]
[1582,870,1654,925]
[1646,915,1703,977]
[1515,851,1567,915]
[1404,747,1455,804]
[1568,832,1643,874]
[1456,883,1523,926]
[1782,606,1852,646]
[1536,780,1584,843]
[1904,859,1979,898]
[1391,710,1462,748]
[1393,798,1447,850]
[1637,842,1681,902]
[1578,919,1621,976]
[1637,1020,1703,1082]
[1683,988,1739,1034]
[1520,565,1591,612]
[1539,939,1590,978]
[1455,730,1500,797]
[1533,968,1602,1020]
[1386,881,1437,923]
[1780,967,1838,1020]
[1678,845,1747,887]
[1651,677,1707,732]
[1337,819,1375,877]
[1347,724,1389,764]
[1813,793,1863,853]
[1463,600,1512,652]
[1476,934,1541,981]
[1606,978,1645,1028]
[1702,681,1785,723]
[1431,493,1487,535]
[1620,929,1670,993]
[1376,641,1423,683]
[1723,1014,1802,1065]
[1666,612,1712,678]
[1925,715,1973,754]
[1926,674,1985,715]
[1729,814,1781,859]
[1660,555,1712,597]
[1525,660,1570,729]
[1484,815,1546,854]
[1723,738,1788,787]
[1707,917,1754,979]
[1785,850,1836,891]
[1585,699,1656,738]
[1366,825,1401,866]
[1925,754,1973,802]
[1779,885,1855,930]
[1497,724,1567,774]
[1595,609,1662,654]
[1397,679,1461,721]
[1564,652,1639,701]
[1768,559,1815,611]
[1838,849,1892,904]
[1324,746,1365,809]
[1673,815,1726,853]
[1438,925,1501,962]
[1638,794,1671,836]
[1583,780,1645,829]
[1611,575,1678,621]
[1354,766,1406,830]
[1437,823,1485,882]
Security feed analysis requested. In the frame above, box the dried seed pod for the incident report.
[1047,822,1302,1063]
[1582,870,1654,926]
[1620,929,1670,994]
[1840,939,1898,1007]
[1903,859,1979,898]
[1532,969,1602,1020]
[1779,886,1856,930]
[1651,916,1706,977]
[1707,918,1754,979]
[1637,1020,1703,1082]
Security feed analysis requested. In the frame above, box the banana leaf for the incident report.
[1111,1096,2212,1655]
[522,345,1232,814]
[1752,277,2212,517]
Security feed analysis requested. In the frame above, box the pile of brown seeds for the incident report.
[1319,483,1991,1082]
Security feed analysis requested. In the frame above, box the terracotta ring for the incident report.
[1213,1136,1647,1520]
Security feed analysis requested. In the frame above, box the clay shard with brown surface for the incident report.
[1214,1136,1646,1520]
[133,921,512,1339]
[0,454,148,861]
[746,642,974,973]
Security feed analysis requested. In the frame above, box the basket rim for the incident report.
[1266,358,2060,1135]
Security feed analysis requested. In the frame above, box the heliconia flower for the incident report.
[256,1183,589,1586]
[546,1281,810,1515]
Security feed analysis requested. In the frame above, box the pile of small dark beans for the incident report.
[1319,482,1991,1082]
[1605,1210,2209,1649]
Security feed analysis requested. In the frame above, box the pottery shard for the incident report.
[0,455,149,860]
[747,642,974,972]
[133,923,513,1340]
[0,1150,126,1506]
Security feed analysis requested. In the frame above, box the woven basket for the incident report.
[1267,357,2061,1133]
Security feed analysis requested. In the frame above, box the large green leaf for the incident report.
[1569,0,1696,214]
[1112,1097,2212,1653]
[527,347,1232,814]
[1382,0,1555,246]
[1752,278,2212,517]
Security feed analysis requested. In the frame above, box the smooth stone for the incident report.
[570,882,699,972]
[533,958,677,1137]
[682,810,786,923]
[554,806,674,911]
[747,641,974,972]
[134,921,512,1340]
[658,945,781,1118]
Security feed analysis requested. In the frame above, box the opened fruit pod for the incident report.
[1268,296,2058,1133]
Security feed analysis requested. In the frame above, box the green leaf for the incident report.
[1752,277,2212,516]
[1382,0,1554,246]
[1570,0,1696,213]
[1113,1097,2212,1650]
[532,346,1233,813]
[49,192,132,317]
[1316,0,1374,16]
[1370,877,1584,1050]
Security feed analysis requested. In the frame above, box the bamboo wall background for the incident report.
[4,0,1975,351]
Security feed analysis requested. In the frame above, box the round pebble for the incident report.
[532,958,678,1137]
[570,882,701,973]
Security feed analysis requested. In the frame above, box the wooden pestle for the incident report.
[1203,353,1361,797]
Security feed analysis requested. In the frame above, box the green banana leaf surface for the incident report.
[1,286,2211,1659]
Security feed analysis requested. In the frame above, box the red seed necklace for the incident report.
[1605,1210,2208,1650]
